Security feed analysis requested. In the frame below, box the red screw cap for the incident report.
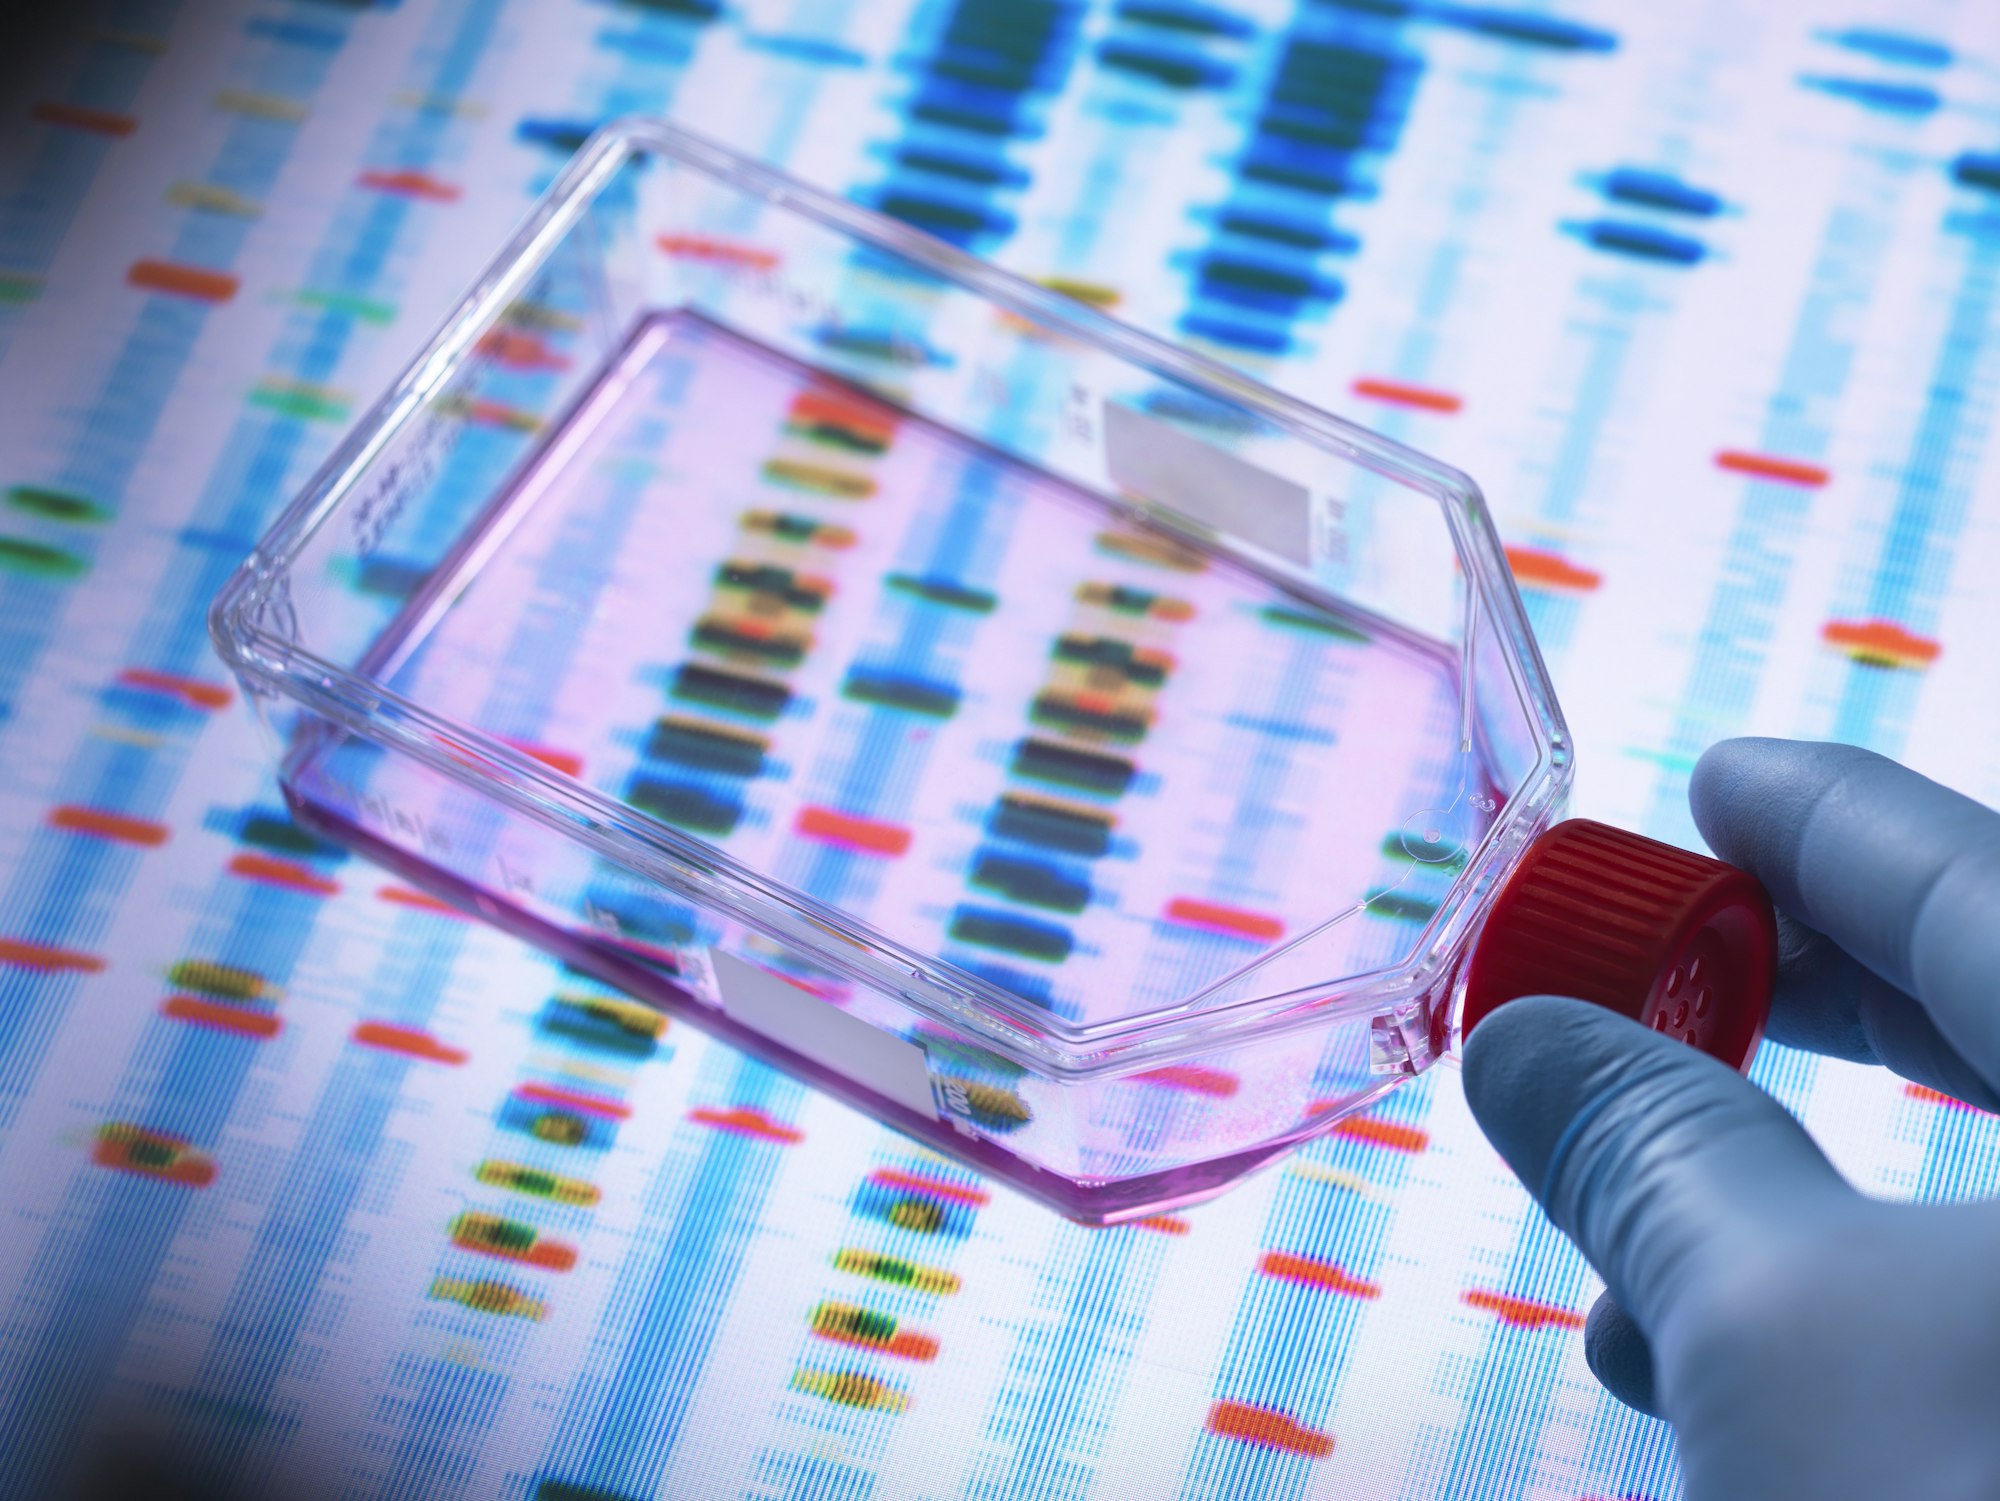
[1460,819,1777,1071]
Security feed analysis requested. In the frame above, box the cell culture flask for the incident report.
[213,119,1773,1223]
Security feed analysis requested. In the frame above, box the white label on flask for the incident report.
[710,950,937,1119]
[1102,399,1313,567]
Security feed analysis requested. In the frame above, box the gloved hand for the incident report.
[1461,737,2000,1501]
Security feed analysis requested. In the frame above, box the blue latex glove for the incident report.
[1461,738,2000,1500]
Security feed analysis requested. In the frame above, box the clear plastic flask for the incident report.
[212,119,1773,1223]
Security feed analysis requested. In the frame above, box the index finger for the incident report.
[1691,738,2000,1092]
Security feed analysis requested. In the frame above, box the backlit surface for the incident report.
[2,2,1999,1497]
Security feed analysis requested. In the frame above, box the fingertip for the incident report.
[1690,740,2000,1045]
[1689,736,1812,855]
[1584,1291,1661,1417]
[1459,993,1577,1119]
[1688,736,1776,828]
[1688,738,1879,904]
[1461,995,1645,1192]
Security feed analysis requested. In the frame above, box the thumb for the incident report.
[1584,1291,1659,1416]
[1461,996,1847,1335]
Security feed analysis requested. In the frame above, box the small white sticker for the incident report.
[710,950,937,1119]
[1102,400,1313,567]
